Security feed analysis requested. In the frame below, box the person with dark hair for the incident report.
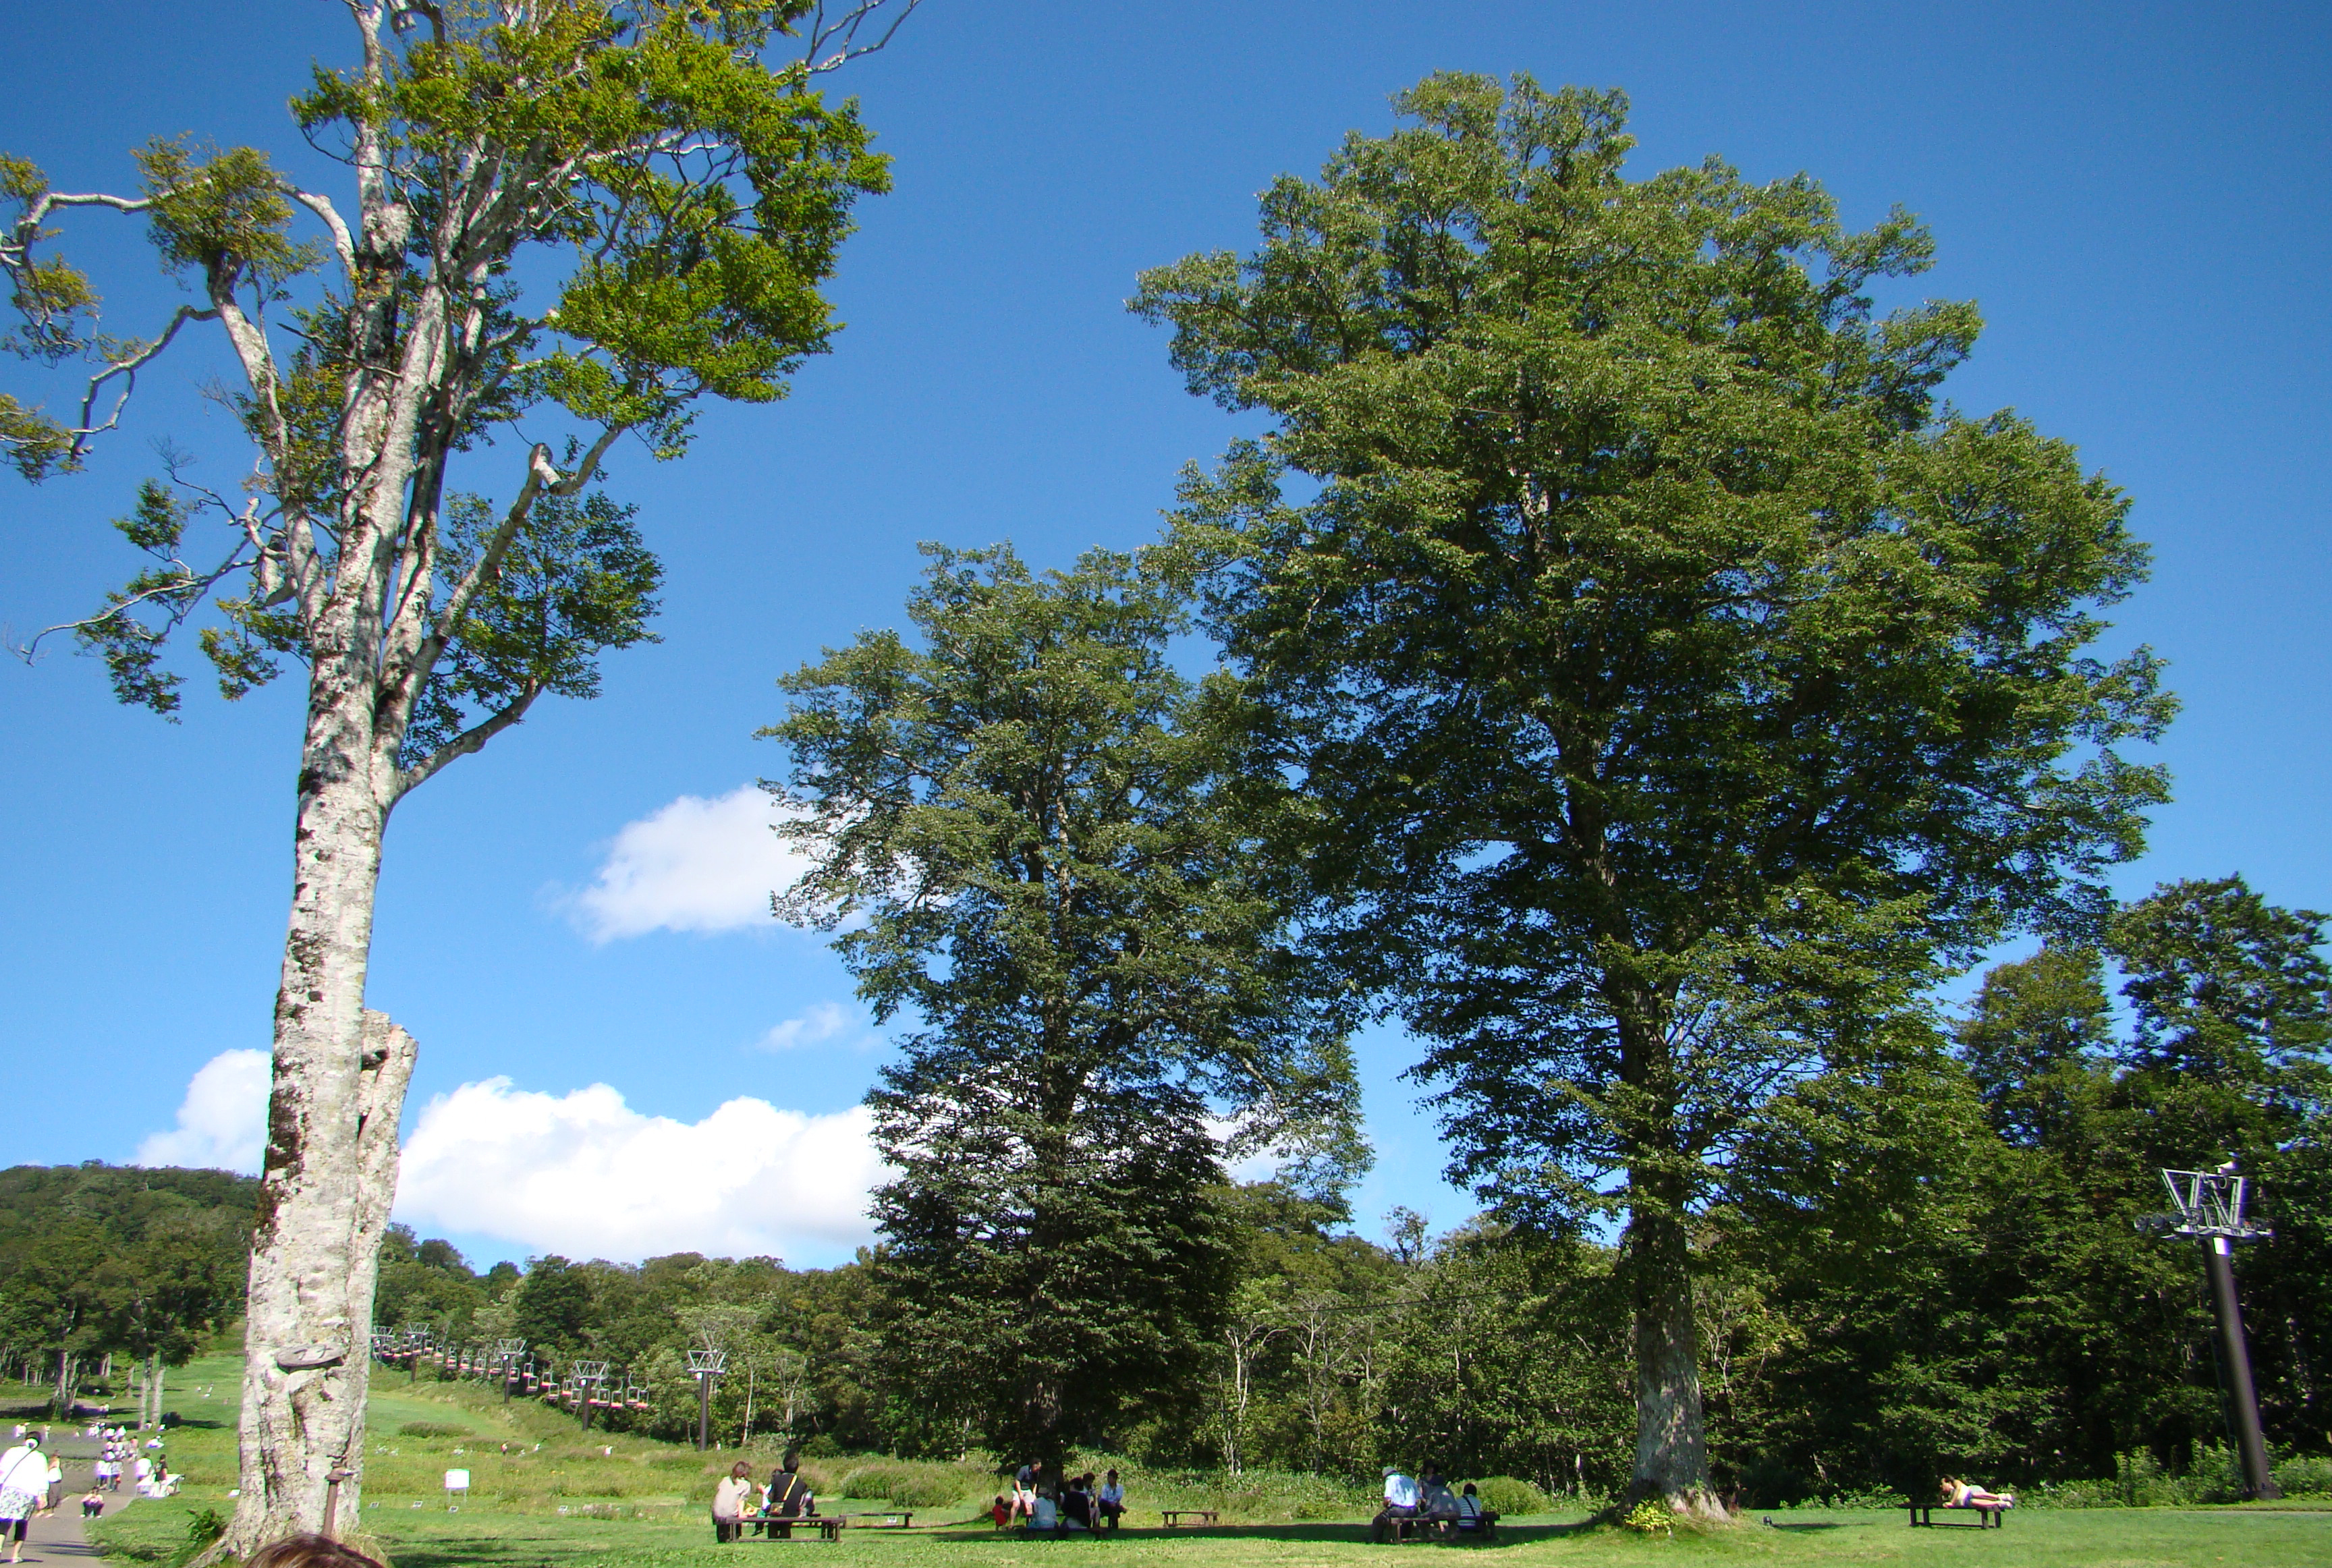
[79,1489,103,1519]
[0,1434,46,1567]
[1096,1468,1126,1530]
[1061,1474,1092,1531]
[246,1536,389,1568]
[764,1451,812,1539]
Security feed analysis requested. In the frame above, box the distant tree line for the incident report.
[0,1163,253,1421]
[369,873,2330,1501]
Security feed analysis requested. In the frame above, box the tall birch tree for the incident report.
[1137,72,2173,1511]
[0,2,908,1554]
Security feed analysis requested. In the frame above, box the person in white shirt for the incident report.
[1452,1482,1496,1535]
[1096,1469,1126,1531]
[713,1461,754,1543]
[0,1437,49,1565]
[1372,1467,1422,1543]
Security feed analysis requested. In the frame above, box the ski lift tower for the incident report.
[571,1361,609,1432]
[494,1338,526,1404]
[687,1348,727,1453]
[2141,1163,2281,1499]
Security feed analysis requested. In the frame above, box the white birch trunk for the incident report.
[211,718,419,1561]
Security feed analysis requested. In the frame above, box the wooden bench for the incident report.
[1908,1501,2005,1530]
[1160,1509,1219,1528]
[850,1511,912,1529]
[751,1513,845,1541]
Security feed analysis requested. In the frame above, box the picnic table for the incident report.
[1907,1500,2005,1530]
[1160,1509,1219,1528]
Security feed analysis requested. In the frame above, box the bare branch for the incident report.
[65,305,216,459]
[9,538,256,665]
[283,186,358,276]
[799,0,923,75]
[389,681,540,803]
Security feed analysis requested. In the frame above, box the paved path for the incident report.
[10,1430,124,1563]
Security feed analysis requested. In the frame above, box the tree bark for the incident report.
[1624,1203,1718,1515]
[211,752,419,1568]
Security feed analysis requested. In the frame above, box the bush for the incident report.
[1618,1498,1673,1534]
[1466,1476,1551,1517]
[397,1421,470,1439]
[2274,1453,2332,1499]
[835,1459,985,1508]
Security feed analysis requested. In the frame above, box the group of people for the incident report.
[90,1427,173,1498]
[995,1459,1126,1532]
[711,1452,819,1542]
[1372,1467,1495,1542]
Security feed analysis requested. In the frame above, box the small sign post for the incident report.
[443,1468,470,1511]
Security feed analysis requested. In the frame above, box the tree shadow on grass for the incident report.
[921,1521,1603,1549]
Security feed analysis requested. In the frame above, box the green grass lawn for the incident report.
[72,1351,2332,1568]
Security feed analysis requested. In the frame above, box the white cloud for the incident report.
[135,1048,271,1174]
[393,1080,884,1262]
[568,785,812,943]
[756,1001,862,1053]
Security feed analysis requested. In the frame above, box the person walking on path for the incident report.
[0,1435,49,1565]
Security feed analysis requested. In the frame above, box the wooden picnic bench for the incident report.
[750,1513,845,1541]
[1377,1512,1497,1544]
[1160,1509,1219,1528]
[851,1511,913,1529]
[1908,1501,2004,1530]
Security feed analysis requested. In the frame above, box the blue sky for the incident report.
[1,1,2326,1268]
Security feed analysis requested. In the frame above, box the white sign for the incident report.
[444,1469,470,1492]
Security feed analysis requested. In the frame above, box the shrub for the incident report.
[835,1459,984,1507]
[1618,1498,1673,1534]
[397,1421,470,1439]
[1467,1476,1551,1517]
[2274,1453,2332,1499]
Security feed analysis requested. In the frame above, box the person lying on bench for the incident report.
[1939,1477,2015,1511]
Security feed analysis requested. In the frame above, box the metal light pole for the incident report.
[495,1338,526,1404]
[2140,1163,2282,1500]
[572,1361,609,1431]
[688,1349,727,1453]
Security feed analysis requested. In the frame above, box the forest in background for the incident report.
[3,889,2328,1509]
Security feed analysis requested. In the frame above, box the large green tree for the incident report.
[1136,73,2172,1508]
[767,544,1364,1469]
[0,3,906,1550]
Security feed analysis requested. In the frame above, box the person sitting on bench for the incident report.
[1420,1469,1458,1525]
[763,1453,812,1538]
[1029,1487,1059,1534]
[1061,1476,1093,1531]
[1372,1468,1421,1542]
[1451,1484,1495,1534]
[1939,1477,2014,1512]
[1096,1469,1126,1531]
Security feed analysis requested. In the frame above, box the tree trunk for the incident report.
[212,744,419,1564]
[1624,1203,1717,1515]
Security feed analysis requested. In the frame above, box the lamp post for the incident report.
[400,1326,434,1388]
[687,1349,727,1453]
[495,1338,526,1405]
[2140,1163,2282,1500]
[572,1361,609,1432]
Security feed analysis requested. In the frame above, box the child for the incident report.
[80,1490,103,1519]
